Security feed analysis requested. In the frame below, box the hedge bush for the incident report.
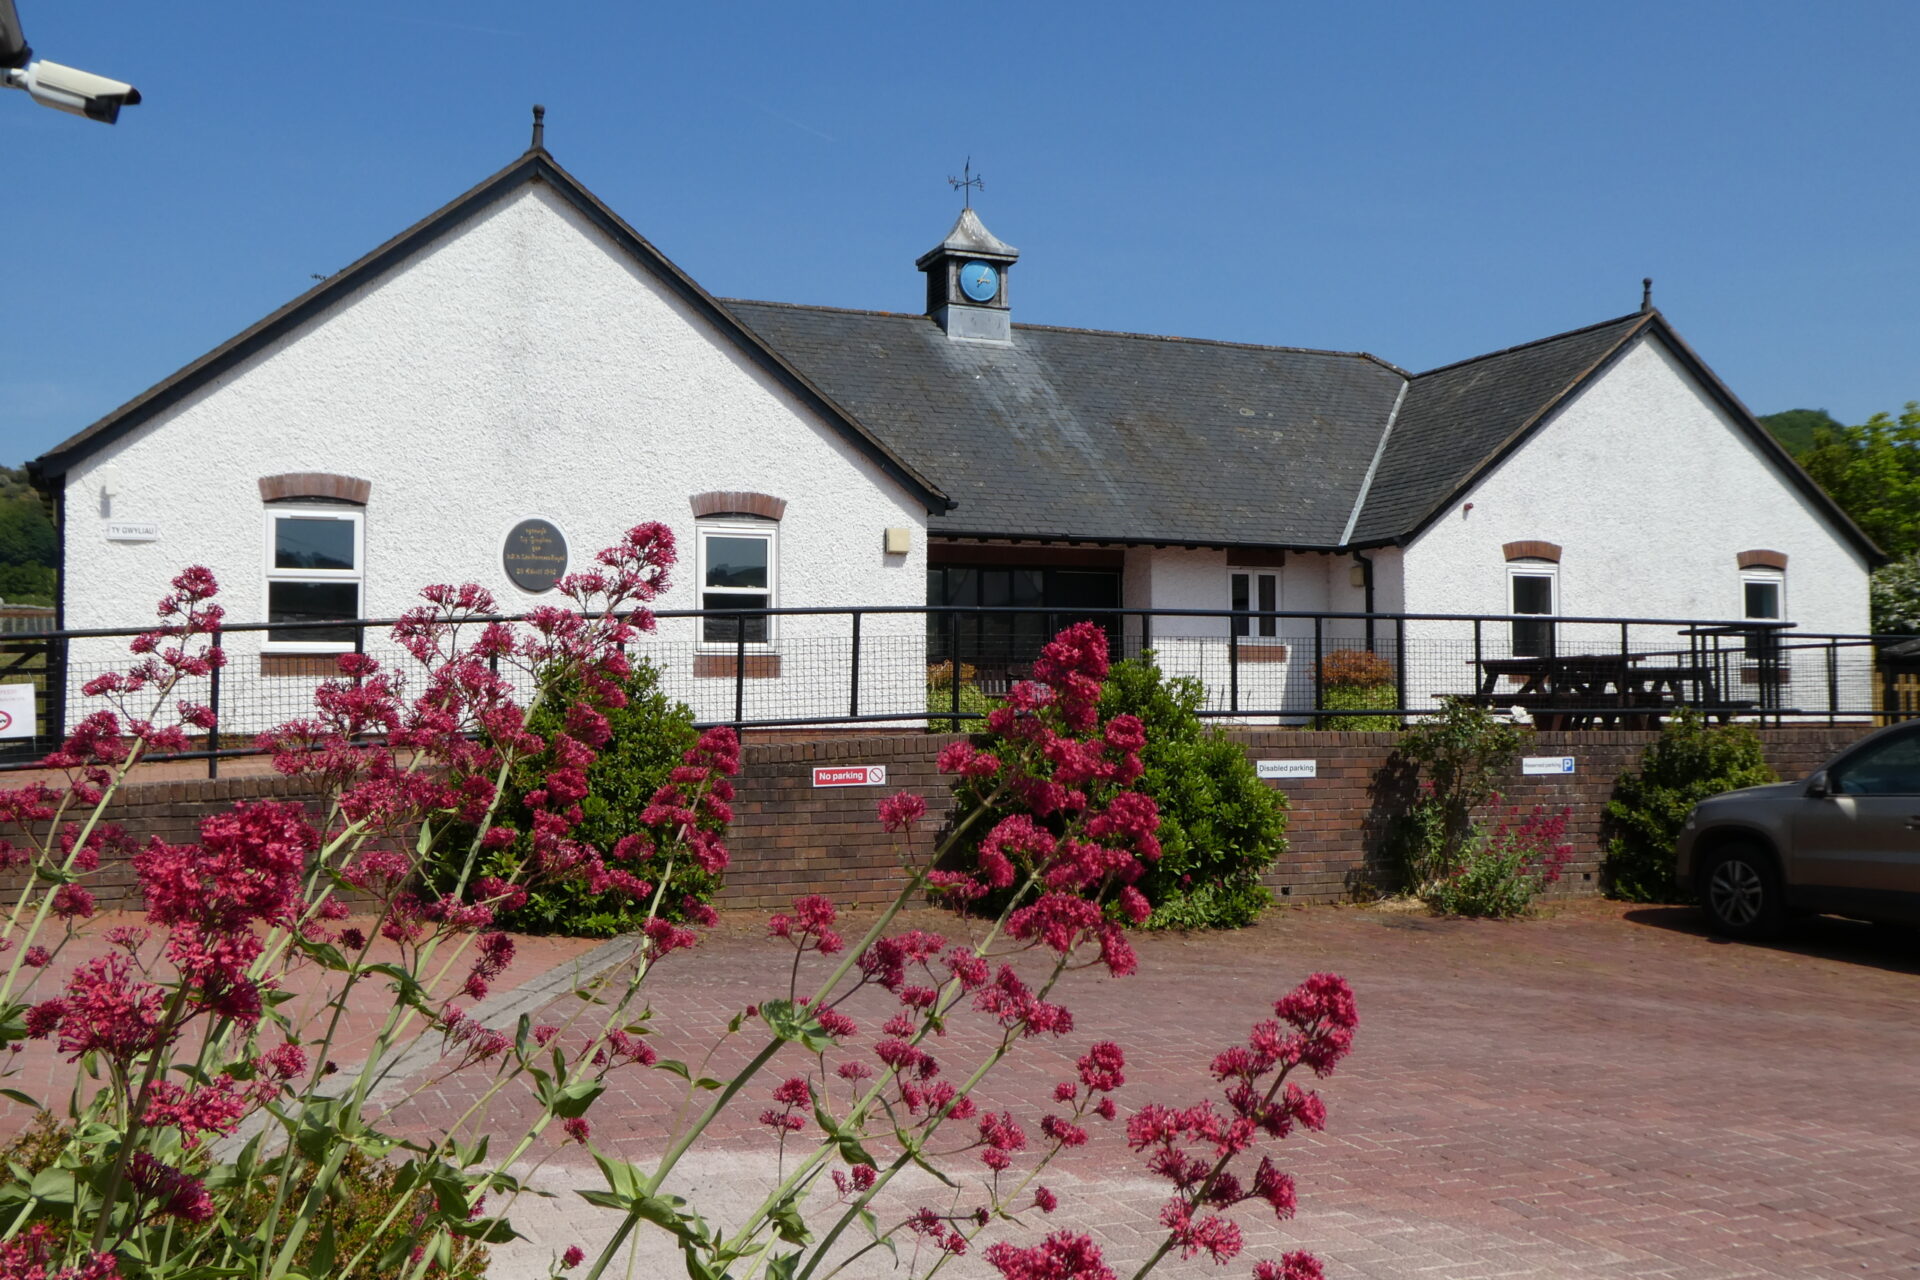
[426,658,713,936]
[1603,708,1776,902]
[1317,648,1398,729]
[927,661,999,733]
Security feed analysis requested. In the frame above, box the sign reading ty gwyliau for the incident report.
[0,684,36,740]
[813,765,888,788]
[1255,759,1318,780]
[1522,756,1577,775]
[503,519,568,592]
[106,522,159,542]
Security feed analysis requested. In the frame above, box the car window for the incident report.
[1831,729,1920,796]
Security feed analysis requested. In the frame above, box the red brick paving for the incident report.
[381,900,1920,1278]
[13,901,1920,1278]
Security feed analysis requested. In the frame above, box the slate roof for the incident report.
[727,301,1406,546]
[731,301,1879,562]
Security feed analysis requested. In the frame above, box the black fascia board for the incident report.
[29,150,953,516]
[929,529,1384,554]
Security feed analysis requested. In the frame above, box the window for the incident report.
[699,520,775,644]
[1230,571,1278,638]
[265,508,363,648]
[1831,726,1920,795]
[925,564,1121,666]
[1742,570,1784,656]
[1508,565,1556,658]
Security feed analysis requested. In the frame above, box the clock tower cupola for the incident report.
[917,168,1018,343]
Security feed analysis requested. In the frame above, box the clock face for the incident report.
[958,259,999,303]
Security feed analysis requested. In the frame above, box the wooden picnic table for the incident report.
[1466,653,1722,729]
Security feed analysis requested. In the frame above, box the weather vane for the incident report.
[947,157,984,209]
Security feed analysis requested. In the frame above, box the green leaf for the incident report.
[542,1077,606,1120]
[452,1214,522,1244]
[0,1088,40,1110]
[28,1167,75,1204]
[654,1059,723,1090]
[812,1100,875,1167]
[759,1000,834,1053]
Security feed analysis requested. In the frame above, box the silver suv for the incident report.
[1675,719,1920,938]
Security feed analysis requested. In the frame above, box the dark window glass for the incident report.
[702,592,768,643]
[1745,580,1781,620]
[1832,729,1920,795]
[704,536,768,589]
[273,517,355,571]
[1231,573,1250,638]
[1257,575,1277,638]
[1511,574,1554,658]
[268,581,359,643]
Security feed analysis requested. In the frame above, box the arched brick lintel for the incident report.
[1502,540,1562,563]
[259,473,371,505]
[1737,549,1788,571]
[691,491,786,521]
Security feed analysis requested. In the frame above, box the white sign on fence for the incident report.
[0,684,35,740]
[1522,756,1577,775]
[106,522,160,542]
[813,765,888,788]
[1255,759,1318,779]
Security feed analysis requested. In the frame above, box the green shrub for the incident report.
[927,680,1000,733]
[947,653,1288,929]
[428,658,712,937]
[1603,708,1776,902]
[1421,804,1572,918]
[1390,697,1528,892]
[1319,682,1398,730]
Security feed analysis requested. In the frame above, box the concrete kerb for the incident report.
[214,931,644,1161]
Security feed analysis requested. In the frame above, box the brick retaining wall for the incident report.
[20,725,1877,913]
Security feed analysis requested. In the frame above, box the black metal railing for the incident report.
[1,605,1911,776]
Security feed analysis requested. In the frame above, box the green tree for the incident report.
[1757,407,1843,457]
[0,466,57,606]
[1871,552,1920,635]
[1797,403,1920,557]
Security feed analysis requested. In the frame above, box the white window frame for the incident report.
[1507,562,1558,657]
[1740,568,1786,659]
[1228,569,1280,639]
[263,505,364,652]
[697,519,778,649]
[1740,569,1785,622]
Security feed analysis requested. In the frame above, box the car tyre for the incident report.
[1698,843,1787,940]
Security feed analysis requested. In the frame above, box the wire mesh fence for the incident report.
[2,606,1912,775]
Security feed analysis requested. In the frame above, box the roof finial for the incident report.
[947,157,984,209]
[1641,276,1653,314]
[530,103,546,152]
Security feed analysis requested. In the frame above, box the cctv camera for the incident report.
[3,58,139,123]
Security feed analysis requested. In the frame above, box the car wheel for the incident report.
[1698,844,1787,940]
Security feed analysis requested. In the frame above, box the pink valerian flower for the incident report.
[31,953,164,1062]
[830,1163,878,1198]
[22,946,51,968]
[143,1077,250,1145]
[973,965,1073,1037]
[1159,1200,1244,1263]
[857,929,946,992]
[127,1151,215,1222]
[462,930,516,1001]
[877,790,928,833]
[561,1245,586,1269]
[759,1075,811,1136]
[50,884,95,920]
[768,894,843,955]
[0,1223,123,1279]
[983,1232,1115,1280]
[1033,1185,1058,1213]
[1253,1254,1325,1280]
[135,801,316,933]
[562,1117,591,1144]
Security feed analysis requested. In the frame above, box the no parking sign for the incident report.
[0,685,35,740]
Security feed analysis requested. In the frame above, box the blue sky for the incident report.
[6,1,1918,464]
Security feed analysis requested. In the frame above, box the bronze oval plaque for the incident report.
[503,519,568,593]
